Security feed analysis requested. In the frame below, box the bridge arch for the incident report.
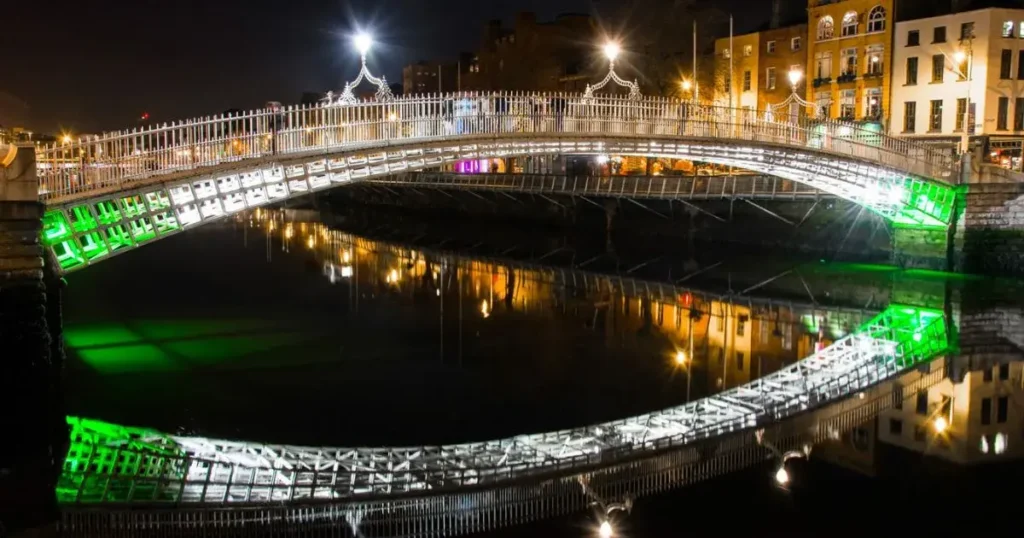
[36,95,958,272]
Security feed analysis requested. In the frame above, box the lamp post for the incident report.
[582,40,640,102]
[953,45,973,156]
[326,31,393,105]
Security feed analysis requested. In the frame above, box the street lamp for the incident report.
[602,41,621,64]
[353,32,373,58]
[681,79,693,92]
[598,520,614,538]
[952,42,973,155]
[787,68,803,89]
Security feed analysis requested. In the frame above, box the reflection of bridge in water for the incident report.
[58,210,950,536]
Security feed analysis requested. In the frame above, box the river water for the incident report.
[60,203,1024,535]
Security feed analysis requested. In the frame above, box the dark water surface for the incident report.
[60,205,1024,535]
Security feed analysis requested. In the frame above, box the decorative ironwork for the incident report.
[582,45,641,103]
[326,45,393,106]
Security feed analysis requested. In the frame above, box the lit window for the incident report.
[867,6,886,33]
[767,40,776,53]
[766,67,777,90]
[1004,21,1015,38]
[840,89,855,119]
[818,16,834,40]
[842,11,858,37]
[791,36,801,50]
[743,44,752,56]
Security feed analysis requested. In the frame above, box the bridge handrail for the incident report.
[57,304,947,503]
[36,93,956,202]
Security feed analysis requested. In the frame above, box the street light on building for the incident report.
[952,45,973,155]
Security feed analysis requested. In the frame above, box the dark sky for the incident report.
[2,0,758,134]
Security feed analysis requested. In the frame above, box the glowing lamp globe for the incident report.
[602,42,621,62]
[598,520,614,538]
[354,33,373,56]
[788,69,803,86]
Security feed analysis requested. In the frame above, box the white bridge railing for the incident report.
[36,93,957,203]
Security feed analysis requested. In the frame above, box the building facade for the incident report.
[805,0,894,122]
[402,61,459,95]
[889,7,1024,166]
[713,23,808,112]
[460,13,597,92]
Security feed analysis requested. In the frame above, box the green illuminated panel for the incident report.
[93,200,122,225]
[102,224,135,251]
[890,178,957,229]
[58,417,185,503]
[77,232,109,261]
[120,195,146,219]
[144,190,171,211]
[51,240,85,270]
[41,210,72,246]
[128,217,156,242]
[68,205,99,233]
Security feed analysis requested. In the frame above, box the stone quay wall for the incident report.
[955,181,1024,277]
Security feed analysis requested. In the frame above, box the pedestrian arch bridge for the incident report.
[36,93,959,272]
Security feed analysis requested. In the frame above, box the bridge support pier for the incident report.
[0,144,67,536]
[891,226,951,272]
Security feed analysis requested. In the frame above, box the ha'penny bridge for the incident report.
[28,41,959,274]
[0,39,959,537]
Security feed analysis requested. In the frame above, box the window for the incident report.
[907,29,920,46]
[916,392,928,415]
[816,91,831,117]
[998,97,1009,130]
[737,318,746,336]
[1004,21,1015,38]
[981,397,992,425]
[889,418,903,435]
[840,89,855,119]
[985,367,994,382]
[818,16,835,40]
[767,40,776,53]
[997,396,1008,423]
[1000,363,1010,380]
[929,99,943,131]
[766,67,777,90]
[961,21,975,40]
[906,57,918,85]
[893,385,904,409]
[841,48,857,76]
[955,55,968,80]
[736,352,744,371]
[934,26,946,43]
[815,51,833,79]
[904,101,917,132]
[931,54,944,82]
[743,44,752,57]
[955,98,967,131]
[722,48,731,59]
[868,6,886,33]
[914,425,926,442]
[1001,49,1013,79]
[1020,22,1024,38]
[842,11,858,37]
[743,70,751,91]
[866,45,883,75]
[791,36,801,50]
[1018,51,1024,79]
[864,88,881,118]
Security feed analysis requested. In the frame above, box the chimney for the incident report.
[770,0,781,29]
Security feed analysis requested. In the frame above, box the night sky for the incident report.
[3,0,762,135]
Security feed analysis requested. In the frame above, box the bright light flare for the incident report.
[774,466,790,485]
[602,41,621,62]
[598,520,614,538]
[933,416,948,433]
[674,350,687,365]
[680,79,692,91]
[354,33,373,56]
[788,69,803,86]
[953,50,966,63]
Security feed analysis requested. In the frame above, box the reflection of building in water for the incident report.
[244,209,879,384]
[879,359,1024,463]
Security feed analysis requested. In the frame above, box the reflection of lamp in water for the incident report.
[386,268,399,283]
[598,520,613,538]
[480,299,491,318]
[933,416,948,434]
[674,350,687,366]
